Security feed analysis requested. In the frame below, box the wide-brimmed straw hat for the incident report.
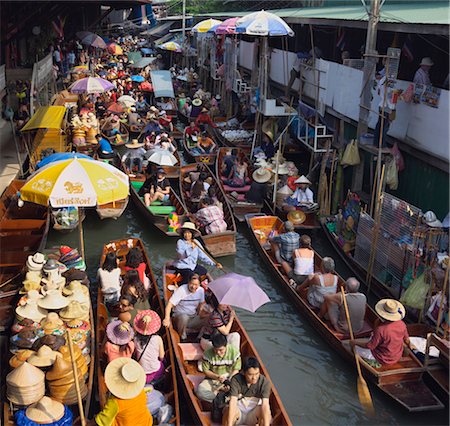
[423,211,442,228]
[192,98,202,107]
[294,175,311,185]
[26,253,46,272]
[287,210,306,225]
[37,290,69,311]
[105,357,146,400]
[126,139,144,149]
[40,312,64,334]
[26,396,65,424]
[106,320,134,345]
[62,280,89,297]
[252,168,272,183]
[201,107,208,113]
[133,310,161,335]
[59,301,89,321]
[275,163,289,175]
[176,222,201,237]
[420,57,434,67]
[16,300,47,322]
[27,345,61,368]
[375,299,405,321]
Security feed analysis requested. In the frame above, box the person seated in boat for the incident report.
[122,139,146,174]
[182,97,192,117]
[104,319,135,363]
[195,107,218,130]
[284,175,319,213]
[133,310,165,384]
[95,134,115,159]
[105,114,122,137]
[223,356,272,426]
[207,186,223,212]
[128,106,143,128]
[13,103,30,130]
[184,121,201,146]
[210,94,222,119]
[221,149,236,178]
[353,299,411,367]
[124,247,149,290]
[196,131,217,154]
[282,235,314,287]
[197,333,242,404]
[141,168,171,207]
[95,358,153,426]
[118,294,138,324]
[190,172,210,202]
[121,270,151,313]
[158,110,173,133]
[97,251,122,306]
[245,168,272,205]
[157,97,176,111]
[320,277,366,334]
[225,156,248,188]
[172,222,221,284]
[268,220,299,265]
[296,257,338,309]
[192,197,228,235]
[154,133,176,153]
[135,94,150,114]
[163,273,209,341]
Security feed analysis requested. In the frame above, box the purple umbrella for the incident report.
[208,273,270,312]
[69,77,115,94]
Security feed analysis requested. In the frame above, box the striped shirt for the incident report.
[271,231,300,262]
[202,344,241,377]
[170,284,205,316]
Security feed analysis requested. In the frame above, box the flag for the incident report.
[336,28,346,51]
[52,15,66,39]
[402,36,414,62]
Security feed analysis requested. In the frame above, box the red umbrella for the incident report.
[107,102,124,113]
[139,81,153,92]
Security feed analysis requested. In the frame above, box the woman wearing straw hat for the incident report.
[245,168,272,205]
[353,299,411,367]
[195,107,217,130]
[104,320,135,363]
[283,175,318,213]
[95,358,153,426]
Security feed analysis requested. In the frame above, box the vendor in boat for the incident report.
[172,222,221,284]
[283,175,318,213]
[296,257,338,309]
[104,319,135,363]
[195,107,218,130]
[196,131,217,154]
[135,94,150,114]
[95,358,153,426]
[128,107,143,129]
[184,121,201,145]
[158,110,173,133]
[157,97,176,111]
[245,168,272,205]
[353,299,411,367]
[122,139,146,174]
[140,168,171,207]
[190,98,202,119]
[192,197,228,235]
[223,356,272,426]
[320,277,367,334]
[225,156,248,188]
[268,220,299,265]
[221,149,236,178]
[155,133,176,152]
[163,273,208,341]
[104,113,121,137]
[190,173,210,203]
[196,333,241,404]
[282,235,314,287]
[95,134,115,159]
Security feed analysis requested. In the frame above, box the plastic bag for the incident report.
[341,140,360,167]
[426,291,448,325]
[390,142,405,172]
[400,273,429,309]
[385,157,398,190]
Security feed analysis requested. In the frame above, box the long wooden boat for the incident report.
[274,204,321,231]
[179,163,236,257]
[97,238,180,424]
[0,180,50,332]
[320,215,400,300]
[215,147,263,222]
[162,262,292,425]
[182,133,217,166]
[245,214,444,412]
[100,121,130,147]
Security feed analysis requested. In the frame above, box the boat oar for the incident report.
[341,287,375,417]
[192,240,227,273]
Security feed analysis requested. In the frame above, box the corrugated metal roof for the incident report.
[202,2,450,26]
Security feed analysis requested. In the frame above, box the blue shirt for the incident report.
[271,231,299,262]
[99,138,113,154]
[173,239,215,270]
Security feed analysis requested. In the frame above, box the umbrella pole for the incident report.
[78,212,85,260]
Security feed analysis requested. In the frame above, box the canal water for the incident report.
[47,203,448,426]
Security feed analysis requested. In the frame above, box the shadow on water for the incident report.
[47,204,449,426]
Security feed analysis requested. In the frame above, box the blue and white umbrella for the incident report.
[235,10,294,37]
[36,152,93,169]
[131,75,145,83]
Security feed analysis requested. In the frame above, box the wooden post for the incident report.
[435,267,449,333]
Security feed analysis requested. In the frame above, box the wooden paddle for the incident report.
[340,287,375,416]
[192,240,227,273]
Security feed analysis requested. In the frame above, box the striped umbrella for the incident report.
[159,41,182,53]
[235,10,294,37]
[80,33,106,49]
[215,17,239,35]
[192,18,222,33]
[69,77,115,94]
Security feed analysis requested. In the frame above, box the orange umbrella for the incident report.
[107,43,123,55]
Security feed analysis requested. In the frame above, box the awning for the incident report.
[21,106,66,132]
[130,57,157,68]
[141,21,174,36]
[150,70,174,98]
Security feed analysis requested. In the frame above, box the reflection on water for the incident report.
[47,205,448,426]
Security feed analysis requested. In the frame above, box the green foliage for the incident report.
[167,0,243,15]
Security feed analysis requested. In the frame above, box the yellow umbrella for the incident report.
[192,18,222,33]
[159,41,182,52]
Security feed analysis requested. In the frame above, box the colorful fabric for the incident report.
[202,344,241,377]
[195,114,216,128]
[15,406,73,426]
[270,231,299,262]
[195,205,227,234]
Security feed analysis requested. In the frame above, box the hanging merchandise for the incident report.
[426,291,448,325]
[400,272,429,309]
[390,142,405,171]
[340,140,360,167]
[385,156,398,190]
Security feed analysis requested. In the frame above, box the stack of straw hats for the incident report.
[6,362,45,405]
[59,301,89,322]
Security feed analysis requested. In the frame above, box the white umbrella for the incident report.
[147,150,178,166]
[118,95,136,107]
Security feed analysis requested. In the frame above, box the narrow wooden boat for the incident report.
[97,238,180,424]
[274,205,321,231]
[0,180,50,332]
[182,133,217,166]
[211,126,252,154]
[179,163,236,257]
[177,109,191,126]
[320,216,400,300]
[100,121,130,147]
[96,197,129,220]
[162,262,292,425]
[245,214,444,412]
[215,147,263,222]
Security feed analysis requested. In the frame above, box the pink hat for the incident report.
[106,320,134,345]
[133,310,161,336]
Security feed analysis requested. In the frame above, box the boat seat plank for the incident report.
[148,206,176,215]
[222,184,251,193]
[179,343,203,361]
[0,219,46,231]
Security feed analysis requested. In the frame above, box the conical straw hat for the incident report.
[9,349,35,368]
[27,345,61,368]
[26,396,65,424]
[6,361,45,387]
[59,301,89,321]
[46,356,73,381]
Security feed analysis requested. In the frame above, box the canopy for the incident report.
[150,70,175,99]
[21,106,66,132]
[69,77,115,94]
[129,57,157,68]
[192,18,222,33]
[235,10,294,37]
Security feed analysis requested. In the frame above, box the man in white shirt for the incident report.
[413,57,433,86]
[163,274,207,340]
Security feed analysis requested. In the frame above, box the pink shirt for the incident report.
[134,335,162,374]
[105,341,135,363]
